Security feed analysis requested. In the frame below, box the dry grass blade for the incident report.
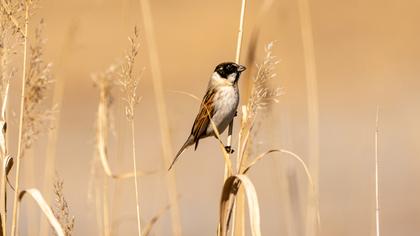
[18,189,65,236]
[219,175,261,236]
[0,9,20,232]
[243,148,320,228]
[94,64,154,180]
[4,155,13,190]
[242,149,279,174]
[138,1,182,234]
[142,203,171,236]
[11,2,31,234]
[96,85,152,179]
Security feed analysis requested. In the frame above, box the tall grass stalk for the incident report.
[130,120,140,236]
[297,0,321,234]
[229,1,247,234]
[11,2,30,235]
[219,42,284,236]
[228,0,247,166]
[119,28,142,236]
[375,107,380,236]
[138,0,182,235]
[0,11,15,233]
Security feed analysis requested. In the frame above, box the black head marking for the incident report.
[214,62,246,79]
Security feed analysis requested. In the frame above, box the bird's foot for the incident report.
[225,146,235,154]
[234,111,238,117]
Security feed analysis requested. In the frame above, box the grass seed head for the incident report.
[21,20,55,153]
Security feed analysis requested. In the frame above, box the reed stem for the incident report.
[138,0,182,234]
[11,2,30,235]
[297,0,320,233]
[375,107,380,236]
[130,120,141,236]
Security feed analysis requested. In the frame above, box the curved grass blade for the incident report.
[219,175,261,236]
[17,189,64,236]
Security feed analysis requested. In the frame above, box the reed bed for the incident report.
[0,0,390,235]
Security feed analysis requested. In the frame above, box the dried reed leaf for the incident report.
[4,154,12,177]
[0,121,5,155]
[243,148,320,227]
[242,149,279,174]
[96,98,154,179]
[219,175,261,236]
[142,203,171,236]
[18,188,65,236]
[3,155,14,191]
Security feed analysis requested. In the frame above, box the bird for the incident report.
[168,62,246,170]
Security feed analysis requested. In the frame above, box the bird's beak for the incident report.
[237,65,246,72]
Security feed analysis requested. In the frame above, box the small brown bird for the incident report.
[168,62,246,170]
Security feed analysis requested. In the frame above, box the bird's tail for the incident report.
[168,136,194,171]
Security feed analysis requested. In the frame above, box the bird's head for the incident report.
[213,62,246,84]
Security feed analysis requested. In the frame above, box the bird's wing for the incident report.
[190,88,216,147]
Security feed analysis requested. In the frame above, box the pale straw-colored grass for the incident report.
[17,188,64,236]
[297,0,321,233]
[10,2,31,234]
[118,27,142,236]
[375,107,380,236]
[138,0,182,234]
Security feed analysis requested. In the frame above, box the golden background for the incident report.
[6,0,420,235]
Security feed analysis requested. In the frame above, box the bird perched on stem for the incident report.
[168,62,246,170]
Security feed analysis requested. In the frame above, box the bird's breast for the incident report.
[207,86,239,135]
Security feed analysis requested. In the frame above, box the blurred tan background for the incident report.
[8,0,420,235]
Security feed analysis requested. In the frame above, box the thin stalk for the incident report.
[94,179,104,235]
[103,176,110,236]
[225,0,246,235]
[0,82,10,236]
[229,1,247,235]
[227,0,247,159]
[375,107,380,236]
[11,2,30,235]
[130,120,141,235]
[138,0,182,235]
[297,0,320,234]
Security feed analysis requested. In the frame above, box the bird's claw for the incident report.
[234,111,238,117]
[225,146,234,154]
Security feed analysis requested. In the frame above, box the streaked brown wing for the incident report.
[190,89,216,147]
